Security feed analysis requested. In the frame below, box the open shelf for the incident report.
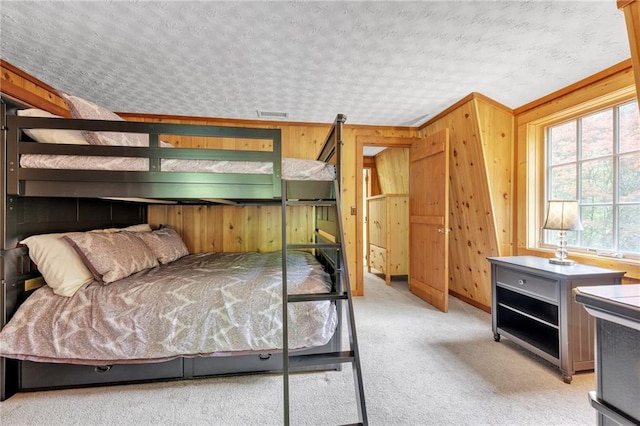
[497,305,560,359]
[497,286,559,326]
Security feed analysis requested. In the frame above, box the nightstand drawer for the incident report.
[496,266,558,303]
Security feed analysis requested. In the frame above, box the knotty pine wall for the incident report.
[418,93,514,310]
[374,148,409,194]
[147,204,315,254]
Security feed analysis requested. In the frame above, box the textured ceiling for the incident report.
[0,1,632,126]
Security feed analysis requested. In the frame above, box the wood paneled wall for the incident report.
[147,205,314,253]
[374,148,409,194]
[418,93,514,310]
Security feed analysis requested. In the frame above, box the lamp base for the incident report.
[549,258,576,266]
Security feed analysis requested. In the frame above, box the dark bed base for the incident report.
[17,336,341,395]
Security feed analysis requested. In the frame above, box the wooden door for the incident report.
[409,129,450,312]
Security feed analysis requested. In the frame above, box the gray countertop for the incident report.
[575,284,640,329]
[488,256,626,279]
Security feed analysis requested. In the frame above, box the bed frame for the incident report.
[0,96,347,401]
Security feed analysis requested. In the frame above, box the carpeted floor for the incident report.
[0,272,596,425]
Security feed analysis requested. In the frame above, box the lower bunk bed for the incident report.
[0,226,341,396]
[0,92,359,418]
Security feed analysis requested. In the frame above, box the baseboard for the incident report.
[449,289,491,314]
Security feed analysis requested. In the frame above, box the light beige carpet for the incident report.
[0,272,596,425]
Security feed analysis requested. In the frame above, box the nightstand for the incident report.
[487,256,625,383]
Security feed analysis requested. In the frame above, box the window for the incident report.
[545,99,640,258]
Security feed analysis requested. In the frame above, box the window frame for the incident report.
[519,84,638,266]
[542,98,640,260]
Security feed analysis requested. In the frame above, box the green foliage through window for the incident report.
[545,100,640,257]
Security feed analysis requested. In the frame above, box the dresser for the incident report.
[367,194,409,284]
[575,285,640,426]
[487,256,625,383]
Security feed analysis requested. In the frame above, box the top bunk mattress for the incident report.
[19,154,336,181]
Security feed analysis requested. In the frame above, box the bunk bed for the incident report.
[0,94,365,424]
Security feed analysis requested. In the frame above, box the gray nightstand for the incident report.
[487,256,625,383]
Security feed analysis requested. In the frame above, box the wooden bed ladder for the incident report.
[281,179,368,426]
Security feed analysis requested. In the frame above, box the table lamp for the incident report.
[543,200,583,265]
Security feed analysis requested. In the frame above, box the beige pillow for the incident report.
[17,108,89,145]
[91,223,152,234]
[20,232,94,297]
[64,231,159,283]
[137,227,189,264]
[58,92,149,147]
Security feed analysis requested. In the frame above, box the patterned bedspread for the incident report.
[0,251,337,365]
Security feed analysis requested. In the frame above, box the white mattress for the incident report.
[20,154,336,181]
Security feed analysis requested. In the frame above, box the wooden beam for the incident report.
[618,0,640,106]
[0,78,70,116]
[514,60,633,116]
[419,93,512,131]
[0,59,70,116]
[618,0,635,10]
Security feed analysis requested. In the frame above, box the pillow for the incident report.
[20,232,94,297]
[58,92,148,147]
[120,223,153,233]
[17,108,89,145]
[91,223,153,234]
[64,231,159,283]
[137,227,189,264]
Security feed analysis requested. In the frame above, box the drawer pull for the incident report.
[259,353,272,361]
[518,279,526,285]
[94,365,112,373]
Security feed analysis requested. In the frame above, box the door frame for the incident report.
[355,136,422,295]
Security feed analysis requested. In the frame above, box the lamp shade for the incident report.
[543,200,583,231]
